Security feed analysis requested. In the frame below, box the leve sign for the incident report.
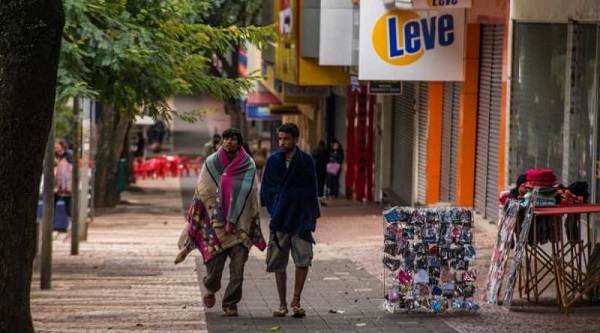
[359,3,465,81]
[413,0,472,9]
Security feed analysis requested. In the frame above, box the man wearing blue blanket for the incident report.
[260,123,320,318]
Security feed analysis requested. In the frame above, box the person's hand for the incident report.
[225,221,233,233]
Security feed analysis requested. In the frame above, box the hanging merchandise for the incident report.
[502,188,539,309]
[382,206,479,313]
[483,199,519,304]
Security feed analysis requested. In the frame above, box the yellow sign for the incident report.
[275,0,298,84]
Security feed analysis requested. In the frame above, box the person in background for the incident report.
[147,120,166,153]
[312,140,329,198]
[326,139,344,198]
[54,139,73,221]
[251,139,269,180]
[260,123,320,318]
[176,128,266,317]
[134,132,145,158]
[203,133,221,158]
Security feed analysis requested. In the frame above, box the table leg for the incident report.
[533,215,539,302]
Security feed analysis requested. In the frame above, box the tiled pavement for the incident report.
[198,253,458,333]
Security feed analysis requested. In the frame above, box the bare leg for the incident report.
[275,272,287,310]
[291,267,308,308]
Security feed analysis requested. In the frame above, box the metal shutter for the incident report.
[440,81,461,203]
[475,25,504,223]
[417,82,429,205]
[391,82,416,205]
[450,83,461,204]
[487,25,504,222]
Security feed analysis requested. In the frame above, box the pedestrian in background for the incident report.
[203,133,221,158]
[326,139,344,198]
[54,139,73,231]
[312,140,329,198]
[251,139,269,180]
[147,120,166,153]
[176,128,266,317]
[134,132,145,158]
[260,123,320,318]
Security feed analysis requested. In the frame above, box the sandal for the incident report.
[291,306,306,318]
[272,307,288,317]
[291,295,305,318]
[223,306,238,317]
[203,293,215,309]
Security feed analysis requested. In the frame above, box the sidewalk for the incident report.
[31,178,207,333]
[30,178,600,333]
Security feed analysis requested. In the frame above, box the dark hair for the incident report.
[331,138,342,149]
[55,138,68,150]
[221,128,244,146]
[278,122,299,139]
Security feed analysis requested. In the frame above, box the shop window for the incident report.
[510,23,566,181]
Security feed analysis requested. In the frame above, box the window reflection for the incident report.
[511,23,566,181]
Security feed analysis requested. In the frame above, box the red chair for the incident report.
[167,155,180,177]
[156,157,169,179]
[146,158,166,179]
[133,158,150,179]
[189,156,203,177]
[179,156,191,177]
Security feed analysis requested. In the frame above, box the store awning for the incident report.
[247,91,281,106]
[246,105,281,121]
[269,104,299,115]
[134,115,155,126]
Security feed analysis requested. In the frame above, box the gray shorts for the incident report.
[266,231,313,272]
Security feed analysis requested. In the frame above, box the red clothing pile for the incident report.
[524,169,557,188]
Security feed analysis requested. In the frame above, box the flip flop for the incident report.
[292,306,306,318]
[272,308,288,317]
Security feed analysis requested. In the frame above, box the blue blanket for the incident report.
[260,147,320,243]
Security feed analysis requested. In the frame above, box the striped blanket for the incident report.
[176,147,265,264]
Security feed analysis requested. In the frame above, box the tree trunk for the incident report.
[93,106,130,208]
[0,1,64,332]
[122,124,137,185]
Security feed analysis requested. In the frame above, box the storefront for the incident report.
[360,3,466,206]
[509,0,600,204]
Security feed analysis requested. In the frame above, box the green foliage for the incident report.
[55,103,73,139]
[56,0,275,120]
[198,0,263,27]
[194,0,267,80]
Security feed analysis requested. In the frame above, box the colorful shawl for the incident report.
[183,147,266,263]
[260,147,320,243]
